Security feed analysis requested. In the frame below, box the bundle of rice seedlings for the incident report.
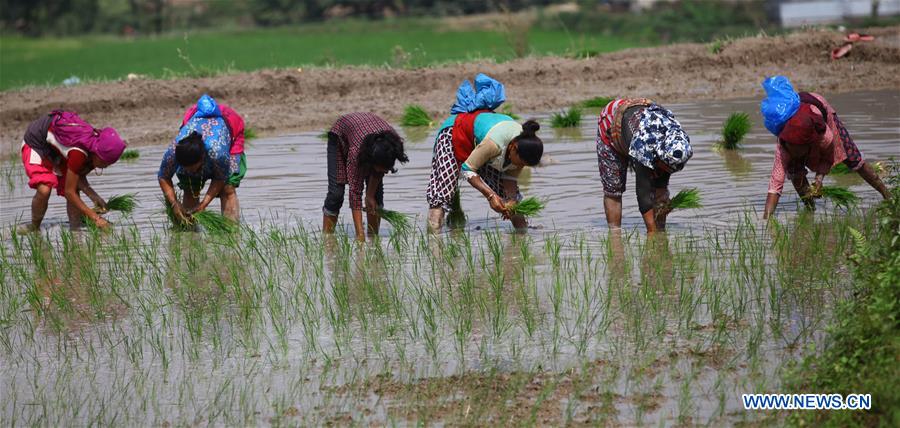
[668,188,703,210]
[508,197,546,217]
[550,108,582,128]
[192,210,238,234]
[244,127,259,141]
[806,185,859,208]
[718,112,752,150]
[447,188,466,228]
[378,209,411,233]
[105,193,138,214]
[829,163,852,175]
[120,149,140,161]
[582,96,615,108]
[401,104,433,127]
[163,199,195,231]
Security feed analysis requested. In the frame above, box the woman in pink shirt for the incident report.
[762,90,889,218]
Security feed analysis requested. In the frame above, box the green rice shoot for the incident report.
[719,112,752,150]
[499,104,520,120]
[668,188,703,210]
[550,107,582,128]
[829,163,852,175]
[120,149,140,161]
[244,127,259,141]
[447,188,466,228]
[401,104,433,127]
[806,185,859,208]
[106,193,138,214]
[582,96,615,108]
[508,197,546,217]
[192,210,238,234]
[378,209,412,233]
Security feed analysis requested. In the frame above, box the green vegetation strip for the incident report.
[378,209,412,233]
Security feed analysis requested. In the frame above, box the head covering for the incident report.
[627,104,692,172]
[95,127,127,163]
[450,73,506,114]
[760,75,801,136]
[193,94,223,119]
[778,104,826,145]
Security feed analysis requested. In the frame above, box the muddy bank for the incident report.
[2,26,898,158]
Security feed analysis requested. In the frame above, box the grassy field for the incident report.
[0,18,640,91]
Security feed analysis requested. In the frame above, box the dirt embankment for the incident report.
[1,26,898,158]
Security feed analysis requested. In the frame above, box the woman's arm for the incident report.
[64,171,108,227]
[364,173,383,236]
[466,174,509,216]
[78,175,107,212]
[501,178,527,229]
[158,177,191,224]
[192,179,226,213]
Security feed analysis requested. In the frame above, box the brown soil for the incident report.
[2,26,898,159]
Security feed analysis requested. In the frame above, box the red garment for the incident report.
[66,150,88,174]
[181,104,246,155]
[778,104,826,145]
[451,110,491,164]
[329,112,398,211]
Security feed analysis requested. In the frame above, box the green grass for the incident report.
[0,19,641,91]
[105,193,138,214]
[192,210,238,234]
[508,197,546,217]
[400,104,433,127]
[809,186,860,209]
[718,112,752,150]
[550,107,582,128]
[668,188,703,210]
[787,170,900,426]
[119,149,140,161]
[244,127,258,141]
[581,96,615,108]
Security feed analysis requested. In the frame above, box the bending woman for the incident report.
[323,112,408,241]
[19,110,126,231]
[158,94,246,223]
[597,98,693,233]
[760,76,889,218]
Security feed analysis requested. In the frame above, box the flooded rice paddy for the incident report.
[1,91,898,425]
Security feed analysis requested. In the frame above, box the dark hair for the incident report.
[175,131,204,166]
[359,131,409,173]
[513,120,543,166]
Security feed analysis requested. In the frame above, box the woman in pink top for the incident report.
[762,91,889,218]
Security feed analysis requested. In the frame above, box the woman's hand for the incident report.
[92,197,109,214]
[93,217,111,229]
[488,193,510,218]
[365,196,379,215]
[813,173,825,194]
[173,202,192,224]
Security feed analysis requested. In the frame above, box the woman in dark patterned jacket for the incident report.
[596,98,693,233]
[324,112,409,241]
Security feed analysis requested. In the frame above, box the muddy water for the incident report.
[0,91,898,426]
[2,90,897,232]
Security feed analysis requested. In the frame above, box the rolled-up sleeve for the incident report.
[157,141,178,180]
[768,144,788,195]
[461,140,501,179]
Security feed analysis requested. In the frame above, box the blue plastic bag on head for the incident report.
[194,94,223,119]
[760,76,800,136]
[450,73,506,114]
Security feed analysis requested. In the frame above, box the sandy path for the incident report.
[1,26,898,158]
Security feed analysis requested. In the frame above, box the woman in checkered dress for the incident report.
[425,114,544,232]
[324,112,408,241]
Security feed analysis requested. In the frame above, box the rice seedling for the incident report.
[192,210,238,234]
[401,104,433,127]
[668,188,703,210]
[829,163,852,175]
[119,149,140,160]
[378,209,411,233]
[499,104,520,120]
[581,96,615,109]
[550,107,582,128]
[105,193,138,214]
[805,185,859,208]
[447,188,466,228]
[717,112,752,150]
[244,127,259,141]
[508,197,546,217]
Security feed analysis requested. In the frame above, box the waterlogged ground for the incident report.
[0,91,898,425]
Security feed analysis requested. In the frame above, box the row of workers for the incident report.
[17,75,890,238]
